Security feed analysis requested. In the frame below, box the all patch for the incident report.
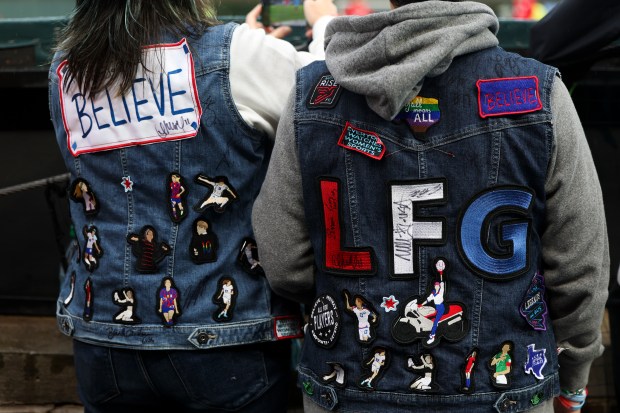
[309,294,341,349]
[477,76,542,118]
[338,122,385,160]
[394,96,441,133]
[520,271,548,330]
[307,74,342,109]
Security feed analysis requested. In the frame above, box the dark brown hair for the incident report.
[56,0,219,97]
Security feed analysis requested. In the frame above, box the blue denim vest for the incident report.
[295,47,560,412]
[48,23,302,350]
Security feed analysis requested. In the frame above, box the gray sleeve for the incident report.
[252,90,316,305]
[543,76,610,391]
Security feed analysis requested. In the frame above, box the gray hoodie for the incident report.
[253,1,608,398]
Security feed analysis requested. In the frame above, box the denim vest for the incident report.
[295,48,560,412]
[48,23,302,350]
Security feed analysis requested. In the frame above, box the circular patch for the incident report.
[309,294,341,348]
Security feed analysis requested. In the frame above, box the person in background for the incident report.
[48,0,336,412]
[253,0,609,411]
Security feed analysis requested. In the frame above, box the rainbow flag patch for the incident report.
[394,96,440,133]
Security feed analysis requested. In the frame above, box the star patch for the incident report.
[194,174,238,213]
[212,277,237,322]
[127,225,171,273]
[307,74,342,109]
[112,287,141,324]
[477,76,542,118]
[394,96,441,134]
[380,295,399,312]
[157,277,181,327]
[121,176,134,192]
[69,178,100,217]
[308,294,341,349]
[338,122,385,160]
[342,290,379,345]
[520,271,548,330]
[524,344,547,380]
[81,225,103,273]
[189,218,218,264]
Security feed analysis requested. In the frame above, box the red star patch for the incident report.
[381,295,399,312]
[121,176,134,192]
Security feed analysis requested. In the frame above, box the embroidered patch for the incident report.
[82,225,103,272]
[319,177,377,276]
[194,174,238,213]
[457,186,533,281]
[58,38,201,157]
[167,172,188,223]
[321,362,346,388]
[358,347,389,391]
[157,277,181,326]
[392,258,468,347]
[308,294,341,349]
[520,271,548,330]
[238,238,265,276]
[389,179,447,279]
[274,316,303,340]
[212,277,236,322]
[338,122,385,160]
[342,290,379,345]
[63,271,76,307]
[460,348,479,394]
[380,295,399,312]
[189,218,218,264]
[69,178,99,216]
[121,176,134,192]
[83,277,93,321]
[394,96,441,133]
[112,287,141,324]
[524,344,547,380]
[489,341,514,389]
[127,225,171,273]
[307,74,342,109]
[407,353,441,393]
[477,76,542,118]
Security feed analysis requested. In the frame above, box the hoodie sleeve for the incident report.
[543,76,609,391]
[252,89,316,304]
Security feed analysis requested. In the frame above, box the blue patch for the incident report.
[524,344,547,380]
[520,272,548,330]
[477,76,542,118]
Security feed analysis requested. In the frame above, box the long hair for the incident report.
[55,0,219,98]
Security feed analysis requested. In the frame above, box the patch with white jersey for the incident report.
[58,38,202,157]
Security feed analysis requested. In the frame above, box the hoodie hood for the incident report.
[324,1,499,120]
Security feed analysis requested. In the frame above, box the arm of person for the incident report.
[543,75,609,393]
[230,0,336,139]
[252,90,316,304]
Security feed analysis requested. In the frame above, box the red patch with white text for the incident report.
[338,122,385,160]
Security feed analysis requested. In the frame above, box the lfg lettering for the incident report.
[58,38,202,156]
[320,177,534,281]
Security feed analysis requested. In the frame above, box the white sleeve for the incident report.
[229,23,327,140]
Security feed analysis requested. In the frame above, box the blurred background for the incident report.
[0,1,617,412]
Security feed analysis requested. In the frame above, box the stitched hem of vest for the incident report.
[298,366,560,412]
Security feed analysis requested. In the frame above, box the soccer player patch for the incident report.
[157,277,181,326]
[167,172,188,223]
[489,341,514,389]
[342,290,379,345]
[212,276,237,322]
[127,225,171,273]
[477,76,542,118]
[357,347,389,391]
[69,178,100,217]
[189,217,218,264]
[307,74,342,109]
[194,174,238,213]
[394,96,441,133]
[338,122,385,160]
[81,225,103,273]
[112,287,141,324]
[407,353,441,393]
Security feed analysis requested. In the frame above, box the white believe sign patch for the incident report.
[58,38,202,156]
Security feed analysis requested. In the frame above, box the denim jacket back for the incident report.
[294,48,560,412]
[48,22,302,350]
